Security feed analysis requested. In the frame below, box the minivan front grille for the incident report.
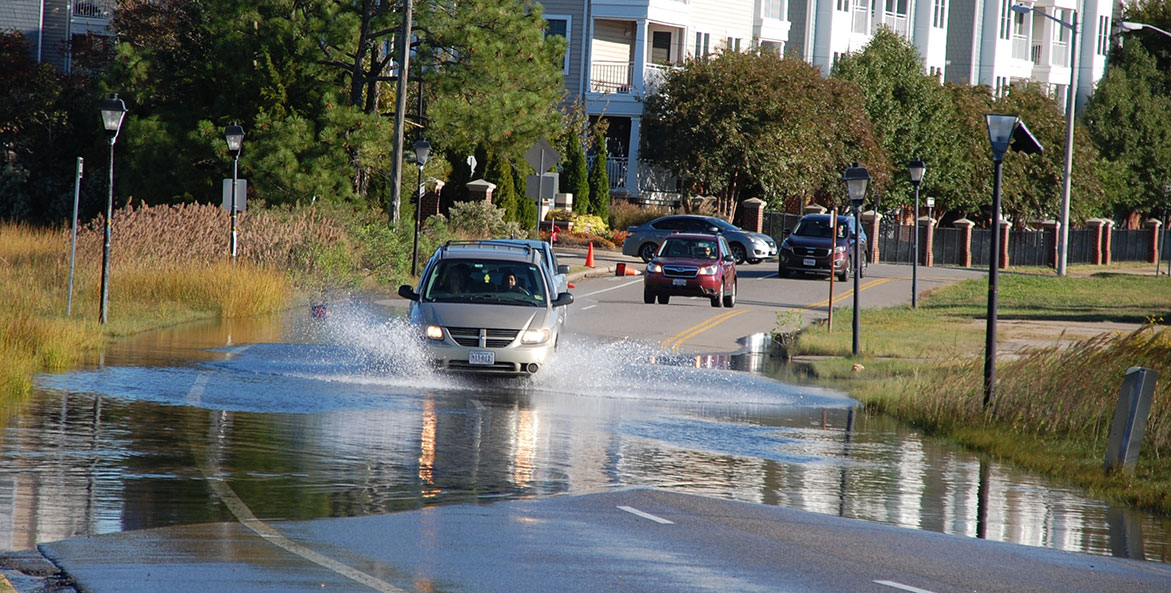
[446,327,519,348]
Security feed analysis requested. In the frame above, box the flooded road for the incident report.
[3,302,1170,564]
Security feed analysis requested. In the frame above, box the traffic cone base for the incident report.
[585,242,595,268]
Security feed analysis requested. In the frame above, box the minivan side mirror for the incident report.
[553,292,574,307]
[398,285,420,301]
[557,264,570,275]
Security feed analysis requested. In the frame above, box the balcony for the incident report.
[589,61,679,96]
[73,0,113,19]
[1012,34,1030,60]
[873,12,909,39]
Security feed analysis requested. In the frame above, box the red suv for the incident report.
[642,233,737,307]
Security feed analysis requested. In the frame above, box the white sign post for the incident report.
[524,139,561,236]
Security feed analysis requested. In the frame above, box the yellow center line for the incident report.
[661,308,751,351]
[798,277,895,312]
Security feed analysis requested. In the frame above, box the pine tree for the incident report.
[561,132,590,216]
[588,135,611,221]
[486,152,519,222]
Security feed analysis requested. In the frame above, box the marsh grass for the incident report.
[1,204,342,408]
[789,271,1171,511]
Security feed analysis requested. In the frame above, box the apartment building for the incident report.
[545,0,1120,200]
[0,0,113,73]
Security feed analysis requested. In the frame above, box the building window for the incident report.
[1097,15,1110,55]
[837,0,849,12]
[544,16,570,75]
[694,31,710,58]
[999,0,1011,40]
[932,0,946,29]
[762,0,786,20]
[726,37,742,52]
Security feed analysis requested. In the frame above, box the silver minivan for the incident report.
[398,242,574,375]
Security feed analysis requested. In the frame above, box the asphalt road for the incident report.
[559,248,984,354]
[36,489,1171,593]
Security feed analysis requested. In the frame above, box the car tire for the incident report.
[722,280,736,308]
[657,293,670,305]
[643,288,655,304]
[837,260,848,282]
[731,243,747,265]
[638,243,658,262]
[859,256,866,279]
[778,264,790,278]
[711,283,723,308]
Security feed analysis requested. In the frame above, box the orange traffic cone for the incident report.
[615,262,626,276]
[585,242,595,268]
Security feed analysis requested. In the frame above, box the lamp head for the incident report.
[1118,21,1145,33]
[842,162,870,207]
[908,158,926,185]
[985,114,1019,160]
[99,94,127,138]
[225,123,245,157]
[414,139,431,167]
[1010,4,1032,15]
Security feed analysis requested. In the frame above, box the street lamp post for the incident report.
[1119,21,1171,39]
[410,138,432,276]
[224,123,244,260]
[908,158,926,309]
[1012,4,1077,276]
[98,94,127,325]
[842,163,870,357]
[983,114,1043,407]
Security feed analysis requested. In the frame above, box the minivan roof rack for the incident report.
[440,241,535,259]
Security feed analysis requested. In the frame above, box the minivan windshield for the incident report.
[423,259,547,306]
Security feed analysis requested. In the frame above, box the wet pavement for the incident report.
[2,301,1171,590]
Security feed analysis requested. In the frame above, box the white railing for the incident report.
[586,155,628,189]
[590,61,634,94]
[873,12,909,38]
[1051,41,1069,67]
[643,63,680,93]
[1012,34,1030,60]
[73,0,113,19]
[852,6,869,34]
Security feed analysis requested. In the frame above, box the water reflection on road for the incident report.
[2,302,1169,565]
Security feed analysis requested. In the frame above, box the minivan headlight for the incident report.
[521,328,551,344]
[425,325,444,340]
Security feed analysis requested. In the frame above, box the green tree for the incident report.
[1085,12,1171,219]
[485,152,519,223]
[587,133,610,220]
[641,50,888,219]
[560,131,590,218]
[832,29,959,217]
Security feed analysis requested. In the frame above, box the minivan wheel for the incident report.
[837,260,848,282]
[639,243,658,262]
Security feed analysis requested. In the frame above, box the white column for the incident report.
[632,20,648,96]
[626,116,641,197]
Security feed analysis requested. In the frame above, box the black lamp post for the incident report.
[842,162,870,357]
[983,114,1043,406]
[224,123,244,259]
[908,158,926,309]
[410,138,432,276]
[98,94,127,325]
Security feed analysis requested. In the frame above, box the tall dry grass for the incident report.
[884,327,1171,456]
[2,203,347,407]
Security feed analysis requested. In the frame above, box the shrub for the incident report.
[444,200,525,240]
[610,200,673,231]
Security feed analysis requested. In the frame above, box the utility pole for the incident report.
[388,0,413,227]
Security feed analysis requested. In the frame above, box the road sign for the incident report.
[524,138,560,174]
[222,179,247,211]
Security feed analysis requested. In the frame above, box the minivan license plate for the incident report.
[469,351,494,365]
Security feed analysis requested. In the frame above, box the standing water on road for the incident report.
[2,301,1169,564]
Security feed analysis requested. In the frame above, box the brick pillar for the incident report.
[920,216,936,267]
[999,219,1012,269]
[862,210,881,263]
[466,179,497,204]
[1039,220,1060,269]
[420,190,441,220]
[954,218,974,268]
[1087,218,1107,265]
[1103,219,1114,265]
[1146,219,1162,264]
[742,198,765,233]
